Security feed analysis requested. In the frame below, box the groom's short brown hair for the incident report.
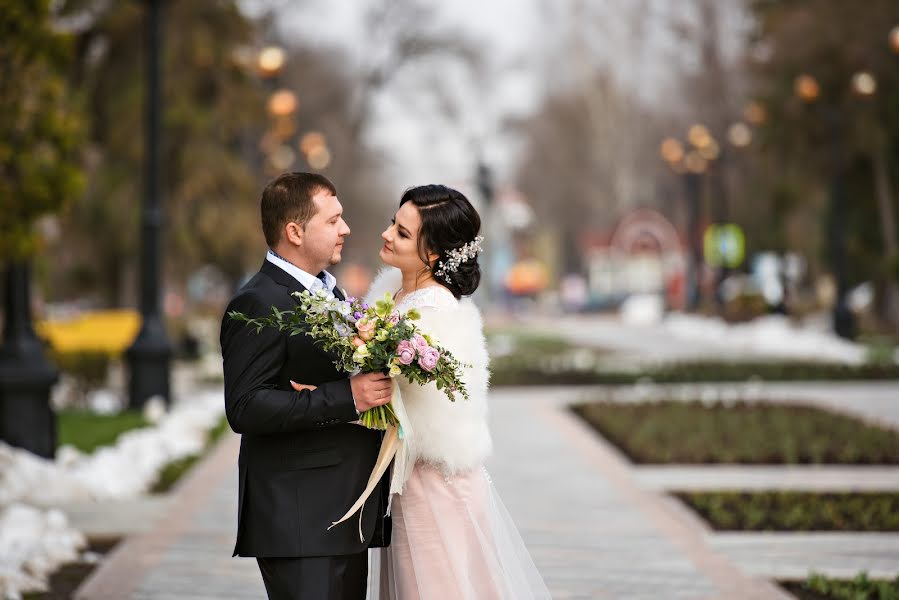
[260,172,337,247]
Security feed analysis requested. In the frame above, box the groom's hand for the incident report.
[350,373,393,412]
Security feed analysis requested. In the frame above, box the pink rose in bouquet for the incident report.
[418,347,441,372]
[396,340,416,365]
[411,333,429,353]
[356,318,376,341]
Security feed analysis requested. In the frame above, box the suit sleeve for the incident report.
[220,292,358,435]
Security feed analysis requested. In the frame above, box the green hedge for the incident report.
[676,491,899,531]
[782,573,899,599]
[572,401,899,464]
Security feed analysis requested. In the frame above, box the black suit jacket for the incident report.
[220,260,390,557]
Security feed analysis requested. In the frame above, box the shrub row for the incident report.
[491,358,899,386]
[572,401,899,464]
[676,491,899,531]
[782,572,899,600]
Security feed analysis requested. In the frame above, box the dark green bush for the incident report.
[783,572,899,600]
[677,491,899,531]
[491,359,899,386]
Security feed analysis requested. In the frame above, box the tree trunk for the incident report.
[873,147,899,328]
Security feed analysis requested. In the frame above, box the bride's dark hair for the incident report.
[399,185,482,299]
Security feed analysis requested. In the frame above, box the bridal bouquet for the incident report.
[229,289,469,430]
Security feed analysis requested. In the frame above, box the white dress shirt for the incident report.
[265,250,336,296]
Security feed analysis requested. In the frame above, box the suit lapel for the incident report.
[259,260,308,304]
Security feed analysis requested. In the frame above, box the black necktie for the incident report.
[317,271,329,292]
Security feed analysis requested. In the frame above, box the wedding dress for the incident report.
[365,268,551,600]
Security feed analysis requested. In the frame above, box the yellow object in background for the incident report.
[505,259,551,296]
[37,310,141,356]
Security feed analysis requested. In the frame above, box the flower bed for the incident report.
[675,491,899,531]
[781,572,899,599]
[572,401,899,464]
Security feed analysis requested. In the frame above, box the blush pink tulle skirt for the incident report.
[369,462,550,600]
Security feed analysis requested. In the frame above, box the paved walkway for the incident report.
[634,465,899,492]
[486,387,788,599]
[75,430,264,600]
[73,379,899,598]
[77,384,801,600]
[515,384,899,586]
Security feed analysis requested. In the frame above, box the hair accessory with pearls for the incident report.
[434,235,484,283]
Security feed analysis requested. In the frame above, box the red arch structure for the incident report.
[600,208,687,306]
[609,208,683,263]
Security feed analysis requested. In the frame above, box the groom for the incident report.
[220,172,392,600]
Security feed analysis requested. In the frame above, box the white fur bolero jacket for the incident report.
[365,267,492,476]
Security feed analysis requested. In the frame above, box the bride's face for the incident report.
[380,202,432,273]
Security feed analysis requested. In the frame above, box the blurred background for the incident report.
[2,1,899,599]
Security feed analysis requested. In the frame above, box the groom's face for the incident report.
[298,188,350,268]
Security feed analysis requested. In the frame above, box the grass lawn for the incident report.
[57,409,149,453]
[675,491,899,531]
[781,572,899,599]
[56,408,230,493]
[572,400,899,464]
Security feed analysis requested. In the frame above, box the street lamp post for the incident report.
[826,111,855,339]
[0,264,58,458]
[683,151,708,312]
[126,0,172,409]
[475,160,498,307]
[660,136,706,311]
[795,73,856,339]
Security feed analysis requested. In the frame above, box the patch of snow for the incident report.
[0,504,86,599]
[662,313,867,364]
[619,293,665,326]
[0,390,224,508]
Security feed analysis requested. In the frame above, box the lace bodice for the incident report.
[395,285,458,313]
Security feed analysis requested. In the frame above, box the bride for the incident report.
[296,184,550,599]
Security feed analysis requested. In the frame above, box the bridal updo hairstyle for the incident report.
[400,185,481,299]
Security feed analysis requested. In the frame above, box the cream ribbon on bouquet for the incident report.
[328,378,415,542]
